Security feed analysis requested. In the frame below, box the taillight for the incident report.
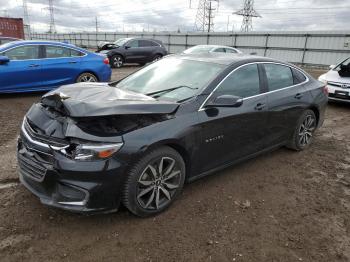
[103,57,109,65]
[323,86,329,95]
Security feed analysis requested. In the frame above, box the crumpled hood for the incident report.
[41,83,179,117]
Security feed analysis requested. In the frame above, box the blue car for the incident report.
[0,41,112,93]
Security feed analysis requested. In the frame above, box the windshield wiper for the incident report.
[146,85,198,97]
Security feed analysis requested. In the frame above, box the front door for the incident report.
[0,45,42,92]
[196,63,269,173]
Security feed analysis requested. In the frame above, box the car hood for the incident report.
[41,83,179,117]
[321,70,350,83]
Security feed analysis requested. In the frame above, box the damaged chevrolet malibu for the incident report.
[17,53,328,217]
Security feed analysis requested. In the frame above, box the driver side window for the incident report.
[213,64,260,98]
[127,40,139,48]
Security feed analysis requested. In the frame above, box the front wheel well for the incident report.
[164,143,191,180]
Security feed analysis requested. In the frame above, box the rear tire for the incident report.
[76,72,98,83]
[122,146,186,217]
[111,54,124,68]
[287,109,317,151]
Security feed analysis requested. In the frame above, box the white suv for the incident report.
[318,57,350,103]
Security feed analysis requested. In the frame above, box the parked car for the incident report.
[318,57,350,103]
[0,40,111,93]
[18,53,327,217]
[0,36,21,45]
[183,45,242,54]
[97,37,168,68]
[97,38,132,52]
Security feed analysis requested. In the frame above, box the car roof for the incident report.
[0,40,85,52]
[170,53,281,66]
[190,45,236,49]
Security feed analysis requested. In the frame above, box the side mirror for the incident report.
[206,95,243,108]
[0,56,10,65]
[250,52,257,55]
[125,45,131,49]
[329,64,336,70]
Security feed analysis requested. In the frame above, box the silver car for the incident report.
[183,45,242,55]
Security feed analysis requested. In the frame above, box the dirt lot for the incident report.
[0,67,349,262]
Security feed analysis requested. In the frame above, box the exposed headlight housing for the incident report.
[73,143,123,161]
[55,143,123,161]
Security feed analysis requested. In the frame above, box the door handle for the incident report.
[28,64,39,68]
[254,103,266,111]
[68,61,77,64]
[295,93,303,99]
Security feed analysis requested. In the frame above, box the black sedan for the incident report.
[17,53,328,217]
[97,37,168,68]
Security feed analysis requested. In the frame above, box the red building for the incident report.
[0,17,25,39]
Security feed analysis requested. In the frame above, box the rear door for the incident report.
[40,45,84,88]
[196,63,269,173]
[263,63,311,146]
[0,45,43,92]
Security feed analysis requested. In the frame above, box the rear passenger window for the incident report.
[139,40,159,47]
[264,64,294,91]
[225,48,237,53]
[214,64,260,98]
[213,48,225,53]
[292,68,307,84]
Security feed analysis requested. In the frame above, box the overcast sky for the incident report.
[1,0,349,33]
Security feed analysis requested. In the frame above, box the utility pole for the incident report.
[194,0,219,32]
[95,16,99,33]
[48,0,56,33]
[234,0,261,32]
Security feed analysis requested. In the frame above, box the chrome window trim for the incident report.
[198,61,309,111]
[0,43,87,61]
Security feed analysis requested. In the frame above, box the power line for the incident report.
[234,0,261,32]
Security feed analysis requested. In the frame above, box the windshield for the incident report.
[183,46,214,54]
[114,38,131,46]
[114,57,224,102]
[334,57,350,71]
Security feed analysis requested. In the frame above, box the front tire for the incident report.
[152,54,162,62]
[76,72,98,83]
[287,109,317,151]
[122,146,186,217]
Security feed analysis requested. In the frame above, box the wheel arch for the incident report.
[308,105,320,126]
[142,140,192,180]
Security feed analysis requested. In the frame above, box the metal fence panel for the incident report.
[28,31,350,66]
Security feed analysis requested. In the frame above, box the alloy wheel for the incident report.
[136,157,182,210]
[113,56,123,68]
[77,73,97,82]
[298,114,316,146]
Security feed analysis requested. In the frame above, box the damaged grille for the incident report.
[18,153,47,182]
[24,118,69,148]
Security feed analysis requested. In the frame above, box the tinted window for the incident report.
[213,48,225,53]
[127,40,139,48]
[45,46,82,58]
[139,40,159,47]
[292,68,307,84]
[264,64,294,91]
[214,64,260,98]
[225,48,238,53]
[4,45,39,60]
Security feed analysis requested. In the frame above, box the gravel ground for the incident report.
[0,66,349,262]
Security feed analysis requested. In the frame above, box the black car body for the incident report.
[97,37,168,68]
[17,53,328,216]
